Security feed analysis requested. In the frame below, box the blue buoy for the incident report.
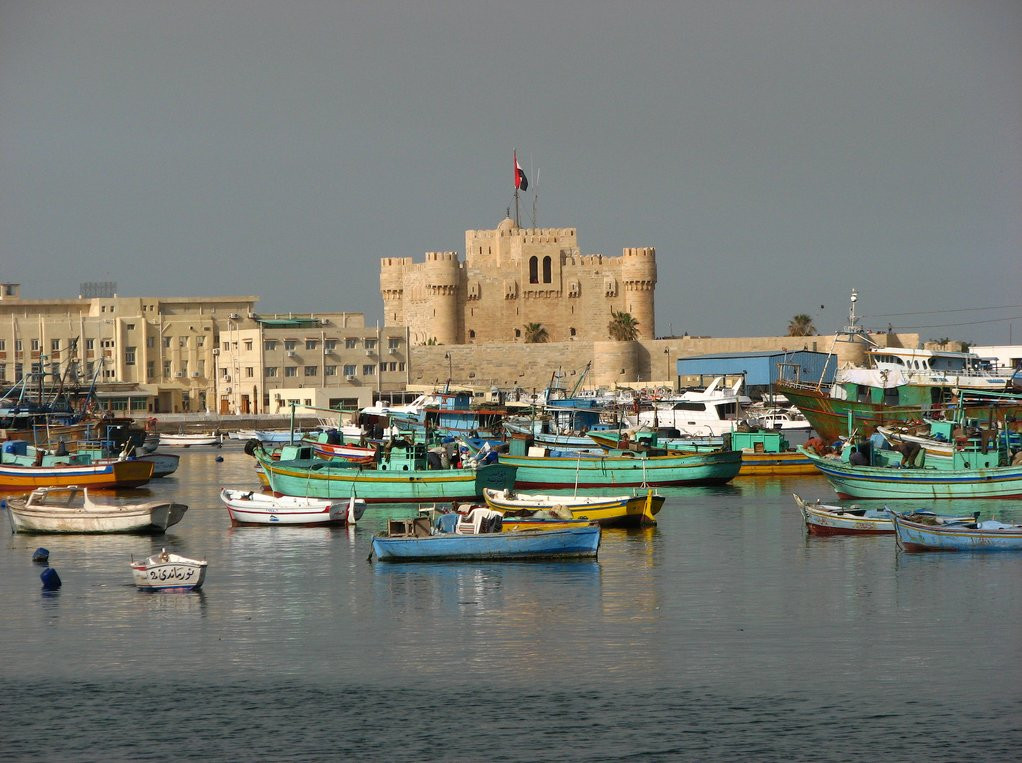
[215,455,224,462]
[32,547,50,563]
[40,568,62,590]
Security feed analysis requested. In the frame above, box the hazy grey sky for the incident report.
[2,1,1020,344]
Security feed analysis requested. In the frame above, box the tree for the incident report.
[523,323,549,343]
[608,310,639,341]
[787,314,816,337]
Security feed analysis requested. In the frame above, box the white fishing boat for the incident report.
[5,486,188,534]
[130,548,207,591]
[160,432,221,447]
[219,488,366,527]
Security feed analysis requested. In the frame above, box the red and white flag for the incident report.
[514,150,529,192]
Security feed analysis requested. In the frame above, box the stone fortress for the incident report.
[381,217,656,345]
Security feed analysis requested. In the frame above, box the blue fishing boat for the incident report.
[889,510,1022,552]
[370,508,601,562]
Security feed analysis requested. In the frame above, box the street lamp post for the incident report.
[444,352,452,385]
[212,348,220,415]
[664,347,672,390]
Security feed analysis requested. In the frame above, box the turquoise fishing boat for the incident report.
[497,438,741,489]
[800,437,1022,499]
[248,441,516,503]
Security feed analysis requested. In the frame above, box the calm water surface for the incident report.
[2,443,1021,760]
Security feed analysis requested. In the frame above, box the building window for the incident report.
[284,340,297,351]
[265,340,277,351]
[387,338,400,349]
[125,346,136,365]
[529,256,539,284]
[514,329,521,339]
[324,365,337,376]
[245,367,254,378]
[364,339,377,350]
[468,330,476,340]
[31,339,40,351]
[343,364,357,376]
[163,337,171,348]
[146,336,154,348]
[51,339,61,351]
[345,338,358,349]
[304,366,317,377]
[284,367,297,378]
[543,256,551,283]
[362,364,376,376]
[305,340,318,351]
[147,361,155,378]
[265,367,278,378]
[163,361,171,377]
[0,364,5,380]
[0,340,5,351]
[126,323,135,331]
[15,340,22,352]
[324,340,337,352]
[244,340,253,351]
[398,362,405,371]
[179,337,188,347]
[570,327,577,337]
[197,336,205,347]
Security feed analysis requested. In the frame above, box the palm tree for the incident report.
[523,323,549,343]
[787,314,816,337]
[608,310,639,341]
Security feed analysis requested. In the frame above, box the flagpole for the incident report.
[514,187,520,227]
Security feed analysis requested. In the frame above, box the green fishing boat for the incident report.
[247,441,517,503]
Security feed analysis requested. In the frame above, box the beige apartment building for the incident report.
[0,282,408,416]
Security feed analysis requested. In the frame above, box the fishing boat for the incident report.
[0,440,154,489]
[497,438,741,489]
[300,430,377,463]
[890,510,1022,552]
[793,493,896,534]
[130,549,207,591]
[5,486,187,534]
[219,488,366,526]
[247,440,517,503]
[370,508,601,562]
[160,432,221,447]
[791,492,974,535]
[775,291,1022,442]
[591,427,814,476]
[482,487,664,526]
[799,442,1022,500]
[94,452,180,478]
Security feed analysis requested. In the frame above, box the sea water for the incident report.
[1,443,1020,760]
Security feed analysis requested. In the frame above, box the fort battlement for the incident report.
[382,218,656,345]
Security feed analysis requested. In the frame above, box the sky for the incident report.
[1,0,1020,345]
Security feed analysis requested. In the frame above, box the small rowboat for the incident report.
[793,493,975,536]
[890,510,1022,552]
[6,486,187,534]
[160,432,221,447]
[482,487,664,526]
[371,507,601,562]
[219,488,366,527]
[793,492,895,535]
[130,549,207,591]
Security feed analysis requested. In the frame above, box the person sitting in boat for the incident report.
[848,447,868,466]
[54,439,69,457]
[805,436,827,456]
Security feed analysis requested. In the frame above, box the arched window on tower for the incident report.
[542,256,552,283]
[529,256,539,284]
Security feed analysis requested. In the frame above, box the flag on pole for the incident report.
[514,150,528,192]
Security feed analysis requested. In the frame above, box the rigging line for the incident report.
[864,304,1022,318]
[890,315,1022,330]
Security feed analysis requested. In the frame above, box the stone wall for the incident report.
[409,331,920,391]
